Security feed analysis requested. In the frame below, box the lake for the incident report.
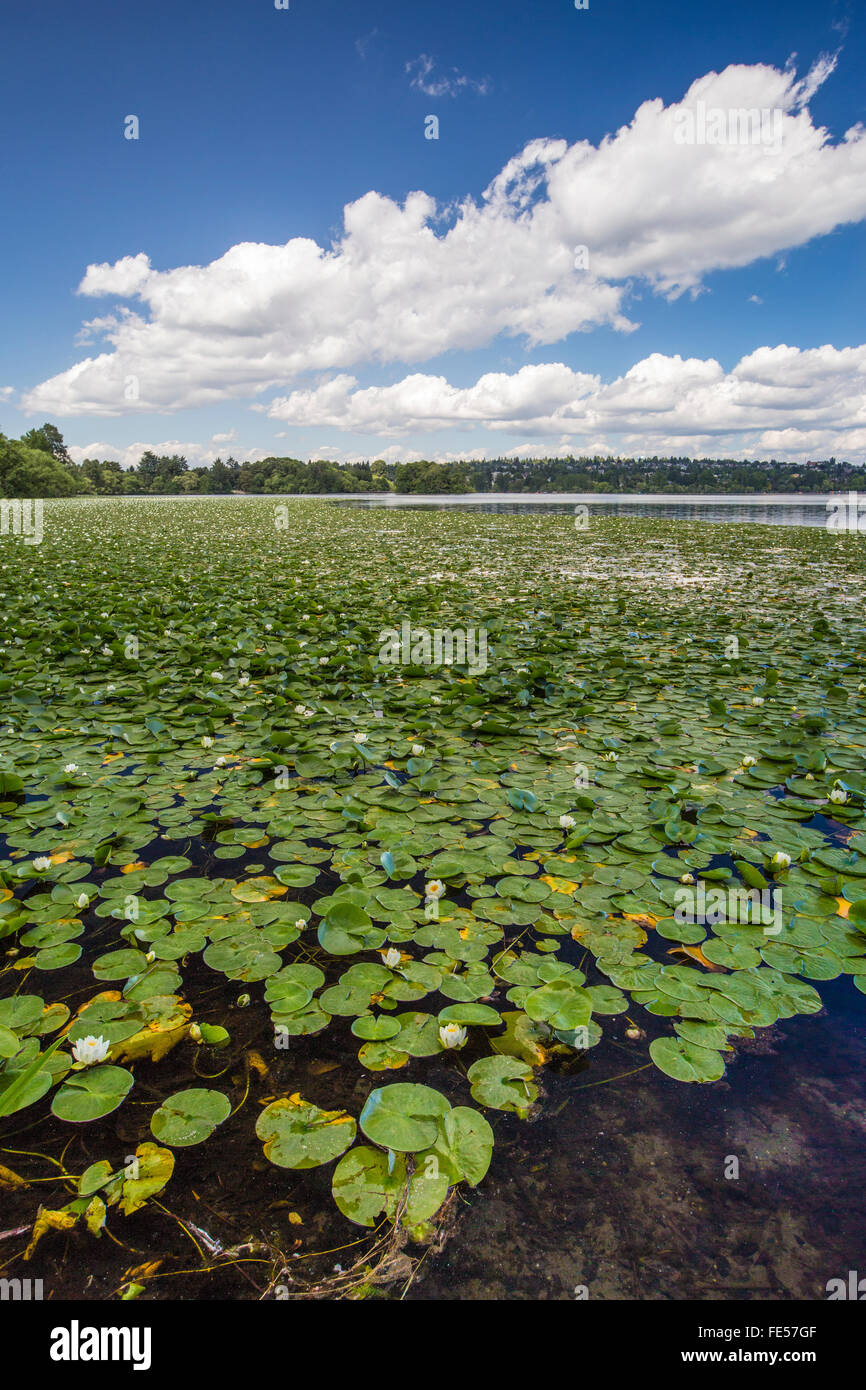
[330,491,843,528]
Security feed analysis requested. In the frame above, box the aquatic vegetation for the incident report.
[0,497,865,1283]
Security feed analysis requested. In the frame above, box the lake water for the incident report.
[330,492,844,528]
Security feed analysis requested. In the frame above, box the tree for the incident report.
[0,435,84,497]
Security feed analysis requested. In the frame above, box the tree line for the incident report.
[2,423,864,498]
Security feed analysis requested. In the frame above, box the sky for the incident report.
[1,0,865,468]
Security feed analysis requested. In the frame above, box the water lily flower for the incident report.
[32,857,51,872]
[237,673,250,687]
[302,708,314,718]
[559,814,576,830]
[680,872,695,885]
[830,787,848,805]
[741,755,758,768]
[294,704,307,715]
[352,732,368,744]
[411,743,426,756]
[294,917,306,929]
[215,755,228,767]
[625,1027,642,1041]
[210,671,224,681]
[439,1023,467,1050]
[770,851,792,871]
[63,763,79,774]
[381,947,402,969]
[425,880,445,899]
[76,893,89,909]
[431,695,442,705]
[752,696,764,706]
[72,1035,110,1066]
[189,1024,203,1044]
[201,736,214,748]
[600,751,619,762]
[318,656,329,665]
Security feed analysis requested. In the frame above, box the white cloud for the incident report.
[77,253,153,298]
[22,59,866,418]
[405,54,490,98]
[267,345,866,462]
[66,440,271,470]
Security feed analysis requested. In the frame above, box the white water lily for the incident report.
[71,1035,111,1067]
[294,918,306,929]
[352,732,368,744]
[439,1023,467,1050]
[752,696,764,706]
[770,851,792,870]
[431,695,442,705]
[76,893,89,909]
[679,872,696,885]
[411,743,425,756]
[381,947,402,969]
[237,673,250,687]
[210,671,224,681]
[559,814,576,830]
[425,880,446,899]
[741,755,758,768]
[215,755,228,767]
[32,857,51,872]
[318,656,329,665]
[201,735,214,748]
[294,704,307,715]
[829,787,848,805]
[600,751,619,762]
[64,763,78,774]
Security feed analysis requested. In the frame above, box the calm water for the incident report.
[406,974,866,1301]
[331,492,840,528]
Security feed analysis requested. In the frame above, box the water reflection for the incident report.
[333,493,837,529]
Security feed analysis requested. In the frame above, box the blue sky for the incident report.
[2,0,864,465]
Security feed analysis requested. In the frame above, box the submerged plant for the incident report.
[0,498,865,1284]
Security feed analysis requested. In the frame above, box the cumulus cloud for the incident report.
[268,345,866,461]
[405,54,490,97]
[66,439,271,470]
[21,58,866,418]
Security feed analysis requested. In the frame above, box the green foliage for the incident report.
[0,498,865,1254]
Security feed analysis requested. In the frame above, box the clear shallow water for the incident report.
[405,974,866,1301]
[332,492,840,528]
